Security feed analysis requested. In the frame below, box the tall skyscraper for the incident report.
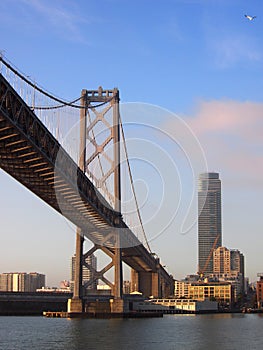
[198,172,222,275]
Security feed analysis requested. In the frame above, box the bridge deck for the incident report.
[0,73,160,273]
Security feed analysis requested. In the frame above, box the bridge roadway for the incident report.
[0,73,173,285]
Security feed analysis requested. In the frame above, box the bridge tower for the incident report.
[68,87,123,314]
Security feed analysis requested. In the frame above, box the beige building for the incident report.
[174,279,233,305]
[141,298,218,312]
[213,247,231,274]
[174,280,190,299]
[0,272,45,292]
[213,247,245,297]
[188,282,233,304]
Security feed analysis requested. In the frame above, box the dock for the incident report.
[43,311,163,318]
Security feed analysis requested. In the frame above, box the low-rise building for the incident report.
[134,298,218,313]
[188,281,233,306]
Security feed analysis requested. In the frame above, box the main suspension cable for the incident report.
[0,56,114,110]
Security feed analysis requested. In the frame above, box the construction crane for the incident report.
[198,233,220,277]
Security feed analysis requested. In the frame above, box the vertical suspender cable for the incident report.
[119,116,151,252]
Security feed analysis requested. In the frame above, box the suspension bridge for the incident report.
[0,56,174,314]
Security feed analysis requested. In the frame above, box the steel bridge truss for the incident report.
[0,72,174,304]
[74,87,124,300]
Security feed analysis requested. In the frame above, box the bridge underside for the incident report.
[0,73,174,297]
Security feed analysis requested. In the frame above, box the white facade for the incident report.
[134,299,218,312]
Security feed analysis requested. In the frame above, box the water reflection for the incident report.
[1,314,263,350]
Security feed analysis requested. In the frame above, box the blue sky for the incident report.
[0,0,263,286]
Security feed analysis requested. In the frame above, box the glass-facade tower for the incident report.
[198,172,222,275]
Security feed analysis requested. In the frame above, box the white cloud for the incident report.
[11,0,89,43]
[212,36,261,68]
[185,99,263,187]
[163,99,263,189]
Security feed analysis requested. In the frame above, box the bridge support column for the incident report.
[112,89,124,310]
[67,228,84,313]
[110,298,124,313]
[68,90,87,314]
[131,270,160,298]
[67,297,83,313]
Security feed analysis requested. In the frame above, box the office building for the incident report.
[29,272,46,292]
[198,172,222,275]
[213,247,244,276]
[188,281,233,305]
[212,247,245,297]
[213,246,231,274]
[209,273,244,301]
[230,249,245,294]
[230,249,244,277]
[0,272,45,292]
[174,280,190,299]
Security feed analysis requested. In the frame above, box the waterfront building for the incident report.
[71,253,97,291]
[139,298,218,313]
[174,280,190,298]
[256,274,263,309]
[188,281,233,305]
[36,286,71,293]
[209,272,244,302]
[96,284,112,295]
[0,272,45,292]
[198,172,222,275]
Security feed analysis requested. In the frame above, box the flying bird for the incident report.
[245,15,256,21]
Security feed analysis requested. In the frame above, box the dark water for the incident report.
[0,314,262,350]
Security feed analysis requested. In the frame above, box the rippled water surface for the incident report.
[0,313,262,349]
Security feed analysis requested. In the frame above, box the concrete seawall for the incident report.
[0,291,72,316]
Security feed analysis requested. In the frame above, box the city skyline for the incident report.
[0,0,263,286]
